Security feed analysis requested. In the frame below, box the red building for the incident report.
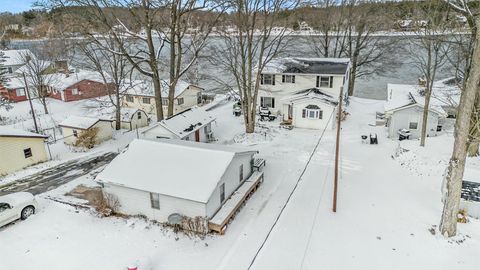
[0,77,28,102]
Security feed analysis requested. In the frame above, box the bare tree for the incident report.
[0,50,13,116]
[210,0,297,133]
[43,0,224,120]
[408,0,450,147]
[75,37,130,130]
[439,0,480,237]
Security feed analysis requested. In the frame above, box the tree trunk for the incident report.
[439,17,480,237]
[467,96,480,156]
[347,60,357,97]
[420,85,433,147]
[115,90,121,130]
[152,75,164,121]
[41,97,49,114]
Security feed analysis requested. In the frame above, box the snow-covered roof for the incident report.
[282,88,339,106]
[0,126,47,139]
[0,49,33,67]
[143,107,215,139]
[384,79,460,115]
[14,60,52,75]
[123,79,202,98]
[96,139,257,203]
[2,76,26,89]
[59,116,109,130]
[44,69,108,91]
[263,57,350,75]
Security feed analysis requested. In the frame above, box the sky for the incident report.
[0,0,35,13]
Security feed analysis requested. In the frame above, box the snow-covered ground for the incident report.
[0,97,479,270]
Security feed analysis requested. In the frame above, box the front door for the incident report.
[288,105,293,120]
[195,129,200,142]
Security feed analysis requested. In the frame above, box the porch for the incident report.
[208,171,264,234]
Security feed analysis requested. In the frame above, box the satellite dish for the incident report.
[168,213,184,225]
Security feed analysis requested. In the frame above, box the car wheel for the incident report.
[21,206,35,220]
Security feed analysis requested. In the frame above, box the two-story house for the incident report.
[122,79,203,115]
[257,57,350,130]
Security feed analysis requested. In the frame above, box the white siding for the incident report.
[284,100,336,130]
[103,184,207,222]
[0,137,48,175]
[143,122,213,142]
[61,120,113,145]
[387,105,440,139]
[205,152,255,218]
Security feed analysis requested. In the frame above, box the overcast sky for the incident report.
[1,0,35,13]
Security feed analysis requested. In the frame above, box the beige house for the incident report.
[122,79,203,115]
[111,108,149,130]
[59,116,113,146]
[0,127,49,176]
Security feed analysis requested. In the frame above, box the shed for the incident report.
[142,107,215,142]
[95,139,259,232]
[59,116,113,146]
[111,108,149,130]
[0,127,48,175]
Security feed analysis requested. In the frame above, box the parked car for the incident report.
[0,192,38,227]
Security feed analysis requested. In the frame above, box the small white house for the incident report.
[142,107,215,142]
[95,139,259,227]
[0,127,49,175]
[257,57,350,115]
[59,116,113,146]
[0,49,34,75]
[384,80,460,139]
[111,108,149,130]
[281,88,338,130]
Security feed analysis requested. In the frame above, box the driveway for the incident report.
[0,152,117,196]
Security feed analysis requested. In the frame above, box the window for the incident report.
[260,97,275,108]
[71,88,79,95]
[7,67,12,73]
[197,92,202,104]
[142,97,151,104]
[162,98,168,106]
[437,125,443,132]
[126,95,134,102]
[177,97,184,105]
[23,148,32,158]
[409,122,418,130]
[282,75,295,83]
[150,192,160,209]
[261,74,275,85]
[316,76,333,88]
[73,130,78,137]
[220,183,225,203]
[0,203,11,213]
[16,88,25,97]
[137,111,142,120]
[239,164,244,183]
[302,105,323,119]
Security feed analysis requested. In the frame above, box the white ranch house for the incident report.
[257,57,350,116]
[59,116,113,146]
[281,88,338,130]
[96,139,261,233]
[0,127,49,175]
[122,79,203,115]
[384,78,460,140]
[142,107,215,142]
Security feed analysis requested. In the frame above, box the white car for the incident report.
[0,192,38,227]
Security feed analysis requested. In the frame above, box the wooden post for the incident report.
[333,86,343,212]
[23,72,39,134]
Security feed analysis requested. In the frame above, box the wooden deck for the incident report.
[208,171,264,234]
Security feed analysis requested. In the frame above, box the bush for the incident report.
[74,127,99,149]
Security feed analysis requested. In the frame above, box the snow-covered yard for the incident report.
[0,97,479,270]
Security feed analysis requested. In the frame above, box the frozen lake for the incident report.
[10,36,455,100]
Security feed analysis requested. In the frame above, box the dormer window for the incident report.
[261,74,275,85]
[302,105,323,119]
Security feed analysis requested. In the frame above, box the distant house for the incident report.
[122,79,203,115]
[59,116,113,146]
[96,139,261,233]
[0,127,48,176]
[0,77,28,102]
[44,69,113,102]
[0,49,33,75]
[384,78,460,139]
[460,180,480,220]
[258,57,350,115]
[142,107,215,142]
[111,108,149,130]
[281,88,338,130]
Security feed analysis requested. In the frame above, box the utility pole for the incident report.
[23,72,39,133]
[333,86,343,212]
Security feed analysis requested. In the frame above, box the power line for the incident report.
[246,109,336,270]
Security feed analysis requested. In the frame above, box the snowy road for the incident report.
[0,152,117,196]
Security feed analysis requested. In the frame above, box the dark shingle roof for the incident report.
[462,180,480,202]
[283,59,349,75]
